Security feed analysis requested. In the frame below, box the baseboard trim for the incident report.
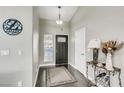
[69,63,76,69]
[39,63,55,67]
[88,76,95,83]
[69,63,77,72]
[69,63,87,78]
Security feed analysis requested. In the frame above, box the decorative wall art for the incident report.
[3,19,23,36]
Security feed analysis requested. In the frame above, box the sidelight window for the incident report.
[44,34,53,62]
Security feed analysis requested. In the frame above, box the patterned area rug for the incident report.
[47,66,77,87]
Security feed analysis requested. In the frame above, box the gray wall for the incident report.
[39,19,69,65]
[70,6,124,86]
[0,7,33,86]
[32,6,40,86]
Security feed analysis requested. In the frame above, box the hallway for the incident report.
[0,6,124,87]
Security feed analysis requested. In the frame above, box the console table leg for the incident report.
[94,66,97,84]
[118,71,122,87]
[108,72,111,87]
[86,63,88,78]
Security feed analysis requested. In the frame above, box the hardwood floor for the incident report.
[35,64,95,87]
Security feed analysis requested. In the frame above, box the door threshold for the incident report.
[56,63,68,66]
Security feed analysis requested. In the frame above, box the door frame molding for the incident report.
[54,34,69,65]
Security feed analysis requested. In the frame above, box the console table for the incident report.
[86,61,122,87]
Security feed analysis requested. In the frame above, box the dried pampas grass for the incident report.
[102,40,123,55]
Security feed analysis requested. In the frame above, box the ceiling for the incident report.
[38,6,78,22]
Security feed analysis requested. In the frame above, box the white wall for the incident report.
[0,6,33,87]
[70,6,124,86]
[39,19,69,65]
[32,6,40,86]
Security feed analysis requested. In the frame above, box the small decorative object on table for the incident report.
[97,62,104,67]
[102,40,123,71]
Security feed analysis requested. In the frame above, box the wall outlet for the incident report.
[18,50,22,55]
[17,81,23,87]
[0,49,10,56]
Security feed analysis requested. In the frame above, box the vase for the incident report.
[105,51,114,71]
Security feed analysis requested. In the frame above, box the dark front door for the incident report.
[56,35,68,65]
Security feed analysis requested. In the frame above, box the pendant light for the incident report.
[56,6,63,25]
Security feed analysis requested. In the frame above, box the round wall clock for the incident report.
[3,19,23,36]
